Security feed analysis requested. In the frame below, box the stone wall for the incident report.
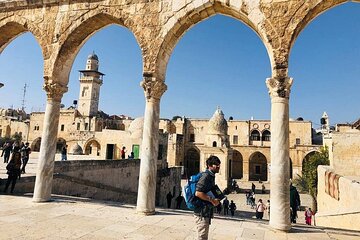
[316,165,360,231]
[0,160,181,207]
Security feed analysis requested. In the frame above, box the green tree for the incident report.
[301,146,329,212]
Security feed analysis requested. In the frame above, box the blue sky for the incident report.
[0,3,359,128]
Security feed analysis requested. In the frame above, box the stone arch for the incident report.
[184,147,200,178]
[288,1,350,57]
[56,138,66,153]
[84,138,101,156]
[262,129,271,141]
[250,129,261,141]
[249,151,268,181]
[51,12,142,86]
[230,150,243,179]
[31,137,41,152]
[302,150,321,174]
[0,19,45,64]
[155,2,273,80]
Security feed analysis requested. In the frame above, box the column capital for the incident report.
[43,78,68,101]
[266,77,293,99]
[140,76,167,101]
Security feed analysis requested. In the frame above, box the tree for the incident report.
[301,146,329,212]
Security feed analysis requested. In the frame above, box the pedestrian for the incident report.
[290,183,301,223]
[193,155,221,240]
[250,192,256,209]
[251,183,256,193]
[128,151,135,159]
[223,197,229,215]
[261,183,266,194]
[166,191,173,208]
[216,202,222,214]
[305,207,313,225]
[266,200,270,218]
[121,146,126,159]
[20,142,31,174]
[246,191,250,205]
[229,200,236,217]
[61,145,67,161]
[4,151,22,194]
[175,193,184,209]
[1,142,12,163]
[255,199,266,219]
[12,141,21,153]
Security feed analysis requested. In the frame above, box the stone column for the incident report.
[136,76,167,215]
[266,76,293,231]
[33,81,67,202]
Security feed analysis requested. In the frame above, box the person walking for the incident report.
[251,183,256,193]
[61,145,67,161]
[4,151,22,194]
[305,207,313,225]
[20,142,31,174]
[266,200,270,218]
[193,155,221,240]
[290,183,301,223]
[175,193,184,209]
[1,142,12,163]
[255,199,266,219]
[166,191,173,208]
[229,200,236,217]
[223,197,229,215]
[121,146,126,159]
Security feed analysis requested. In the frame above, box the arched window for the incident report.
[262,130,271,141]
[250,130,261,141]
[212,141,217,147]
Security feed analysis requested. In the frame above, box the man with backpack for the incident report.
[193,155,221,240]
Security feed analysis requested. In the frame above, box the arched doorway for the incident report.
[184,148,200,178]
[230,150,243,179]
[249,152,268,181]
[31,137,41,152]
[302,151,318,174]
[56,138,66,153]
[84,139,101,156]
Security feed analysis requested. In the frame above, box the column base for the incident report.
[136,209,156,216]
[269,221,291,232]
[32,197,52,203]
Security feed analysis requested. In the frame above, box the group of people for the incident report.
[166,191,184,209]
[215,197,237,217]
[1,141,31,194]
[121,146,135,159]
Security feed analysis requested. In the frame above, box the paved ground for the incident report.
[1,157,360,239]
[1,194,360,240]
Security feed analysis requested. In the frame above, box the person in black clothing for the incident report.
[21,142,31,174]
[61,145,67,161]
[223,197,229,215]
[1,142,12,163]
[229,200,237,217]
[175,193,183,209]
[4,151,22,193]
[251,183,256,193]
[193,156,221,240]
[166,191,173,208]
[290,183,301,223]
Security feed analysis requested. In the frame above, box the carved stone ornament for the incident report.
[140,77,167,100]
[266,77,293,99]
[43,80,68,101]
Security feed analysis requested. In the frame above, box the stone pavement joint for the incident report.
[1,194,360,240]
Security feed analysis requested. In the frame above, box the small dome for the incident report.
[208,107,228,135]
[88,52,98,61]
[71,143,83,155]
[128,117,144,139]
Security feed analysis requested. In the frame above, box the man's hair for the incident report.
[206,155,221,168]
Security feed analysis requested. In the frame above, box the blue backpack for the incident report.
[183,172,204,210]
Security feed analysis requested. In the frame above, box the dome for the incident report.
[128,117,144,139]
[87,52,98,61]
[71,143,83,155]
[208,107,228,135]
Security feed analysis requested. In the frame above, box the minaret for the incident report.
[78,52,104,117]
[321,111,330,132]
